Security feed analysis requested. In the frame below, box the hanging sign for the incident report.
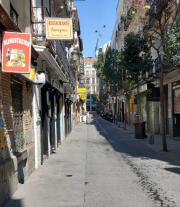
[2,32,31,73]
[78,88,86,93]
[46,18,73,40]
[80,93,86,99]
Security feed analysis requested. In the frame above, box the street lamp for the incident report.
[72,50,78,61]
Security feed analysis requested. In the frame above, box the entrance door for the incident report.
[173,89,180,137]
[56,94,61,145]
[11,78,23,152]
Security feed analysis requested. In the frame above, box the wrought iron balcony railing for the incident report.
[49,40,75,85]
[155,57,161,73]
[154,57,173,74]
[31,7,50,38]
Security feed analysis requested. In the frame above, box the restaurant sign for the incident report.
[46,18,73,40]
[2,32,31,73]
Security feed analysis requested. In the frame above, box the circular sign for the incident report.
[80,93,86,99]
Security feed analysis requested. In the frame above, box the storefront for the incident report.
[0,5,39,204]
[41,78,63,157]
[172,81,180,137]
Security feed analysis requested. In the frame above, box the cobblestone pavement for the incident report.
[4,113,180,207]
[87,113,180,207]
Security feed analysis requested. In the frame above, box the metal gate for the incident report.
[11,78,23,152]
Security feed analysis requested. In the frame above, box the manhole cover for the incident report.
[66,175,73,177]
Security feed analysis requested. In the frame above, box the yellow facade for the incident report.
[127,94,136,113]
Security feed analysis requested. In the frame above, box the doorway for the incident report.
[173,88,180,137]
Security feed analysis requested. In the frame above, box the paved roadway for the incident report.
[4,113,180,207]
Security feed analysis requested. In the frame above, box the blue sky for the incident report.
[75,0,118,57]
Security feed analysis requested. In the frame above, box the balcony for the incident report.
[49,40,75,85]
[31,7,50,38]
[155,57,161,73]
[154,57,173,74]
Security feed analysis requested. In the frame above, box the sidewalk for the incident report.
[4,123,88,207]
[116,121,180,166]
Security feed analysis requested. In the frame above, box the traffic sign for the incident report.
[80,93,86,99]
[78,88,86,93]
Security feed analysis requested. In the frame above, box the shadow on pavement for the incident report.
[87,112,180,168]
[4,199,23,207]
[163,167,180,175]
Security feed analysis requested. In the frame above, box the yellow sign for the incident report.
[30,68,35,80]
[78,88,86,93]
[80,93,86,99]
[46,18,73,40]
[60,101,62,110]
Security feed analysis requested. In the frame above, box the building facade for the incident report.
[84,58,99,111]
[111,0,180,138]
[0,0,84,206]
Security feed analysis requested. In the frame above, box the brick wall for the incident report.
[0,72,13,161]
[0,71,35,206]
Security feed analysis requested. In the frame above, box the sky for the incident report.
[75,0,119,57]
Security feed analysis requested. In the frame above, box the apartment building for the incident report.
[0,0,84,206]
[84,57,99,111]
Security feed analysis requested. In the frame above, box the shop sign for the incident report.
[172,80,180,90]
[2,32,31,73]
[80,93,86,99]
[78,88,86,93]
[46,18,73,40]
[22,70,46,84]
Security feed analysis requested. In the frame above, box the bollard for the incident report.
[148,133,154,144]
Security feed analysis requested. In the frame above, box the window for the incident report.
[86,78,90,84]
[92,70,95,75]
[86,70,89,75]
[86,86,90,92]
[92,78,95,84]
[92,86,95,93]
[10,3,18,26]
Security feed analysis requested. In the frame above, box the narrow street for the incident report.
[4,113,180,207]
